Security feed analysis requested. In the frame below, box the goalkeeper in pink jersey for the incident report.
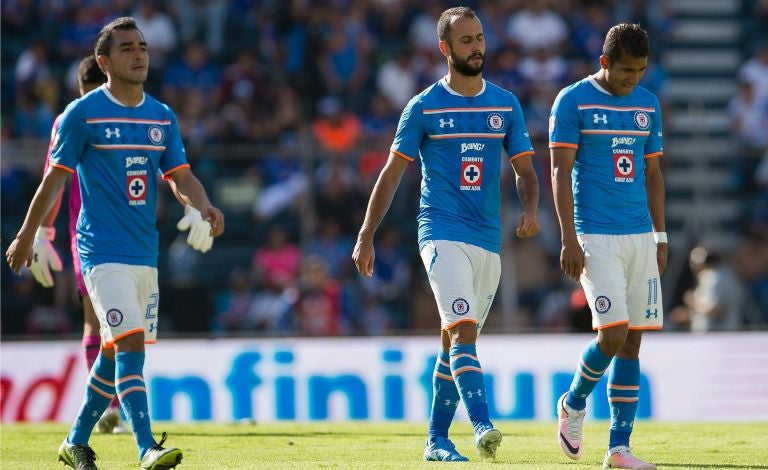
[31,55,214,434]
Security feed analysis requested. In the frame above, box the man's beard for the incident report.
[451,50,484,76]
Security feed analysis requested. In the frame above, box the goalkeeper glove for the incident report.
[30,226,63,287]
[176,205,214,253]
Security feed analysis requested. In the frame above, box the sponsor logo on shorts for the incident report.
[106,309,123,326]
[594,296,611,314]
[452,298,470,315]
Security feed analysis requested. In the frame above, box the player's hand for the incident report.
[6,232,36,276]
[177,205,214,253]
[352,237,375,277]
[30,227,63,287]
[560,238,585,281]
[656,242,668,275]
[200,205,225,238]
[516,211,541,238]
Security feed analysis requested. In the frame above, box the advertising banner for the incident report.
[1,333,766,423]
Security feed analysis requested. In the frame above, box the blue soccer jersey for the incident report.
[549,76,663,235]
[49,86,190,270]
[392,78,534,254]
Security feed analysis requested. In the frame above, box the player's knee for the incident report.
[596,325,629,356]
[113,331,146,353]
[448,322,478,345]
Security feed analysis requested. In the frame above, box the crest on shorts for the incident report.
[594,296,611,314]
[452,298,470,315]
[106,308,124,326]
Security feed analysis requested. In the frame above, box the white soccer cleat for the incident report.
[557,392,586,459]
[603,446,656,469]
[475,426,502,460]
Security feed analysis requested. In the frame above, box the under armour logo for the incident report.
[443,399,457,406]
[105,127,121,138]
[439,118,454,128]
[645,308,658,319]
[593,113,608,124]
[466,388,483,398]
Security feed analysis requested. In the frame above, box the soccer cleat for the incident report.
[474,426,502,460]
[557,392,586,460]
[96,407,121,434]
[58,439,98,470]
[141,432,183,470]
[603,446,656,469]
[423,437,469,462]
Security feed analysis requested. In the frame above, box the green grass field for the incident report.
[1,421,766,469]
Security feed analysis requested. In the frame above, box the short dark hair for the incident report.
[436,7,477,44]
[94,16,141,58]
[602,23,650,62]
[77,56,107,89]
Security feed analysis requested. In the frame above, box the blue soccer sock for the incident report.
[116,352,155,459]
[68,353,116,445]
[566,339,613,410]
[449,344,491,433]
[428,350,460,440]
[608,358,640,449]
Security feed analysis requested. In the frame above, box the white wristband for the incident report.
[653,232,668,244]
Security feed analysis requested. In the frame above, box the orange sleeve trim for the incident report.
[162,163,191,180]
[508,150,534,162]
[390,149,415,161]
[442,318,478,330]
[49,162,75,174]
[644,152,663,159]
[550,142,579,149]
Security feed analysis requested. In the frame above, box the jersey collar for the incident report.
[441,76,486,97]
[587,75,613,95]
[100,84,146,108]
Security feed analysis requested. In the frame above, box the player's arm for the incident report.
[645,156,667,274]
[6,167,71,274]
[550,146,584,281]
[509,155,541,238]
[353,152,409,277]
[168,167,225,238]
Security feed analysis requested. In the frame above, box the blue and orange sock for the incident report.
[608,358,640,449]
[116,352,154,459]
[449,343,491,433]
[68,354,115,445]
[428,350,459,440]
[566,339,613,410]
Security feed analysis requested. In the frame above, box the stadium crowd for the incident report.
[2,0,767,337]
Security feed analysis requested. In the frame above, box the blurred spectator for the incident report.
[251,225,302,290]
[506,0,568,54]
[162,41,221,111]
[292,254,343,336]
[727,79,768,194]
[173,0,227,56]
[739,43,768,101]
[312,95,362,156]
[376,50,418,110]
[669,246,750,332]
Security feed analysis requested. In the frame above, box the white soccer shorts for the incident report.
[578,233,663,330]
[419,240,500,332]
[83,263,160,347]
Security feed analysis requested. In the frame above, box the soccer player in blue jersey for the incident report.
[353,6,541,462]
[549,23,666,470]
[6,17,224,470]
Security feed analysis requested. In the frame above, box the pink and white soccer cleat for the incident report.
[602,446,656,469]
[557,392,586,459]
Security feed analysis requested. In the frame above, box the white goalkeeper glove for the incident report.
[176,205,214,253]
[30,226,63,287]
